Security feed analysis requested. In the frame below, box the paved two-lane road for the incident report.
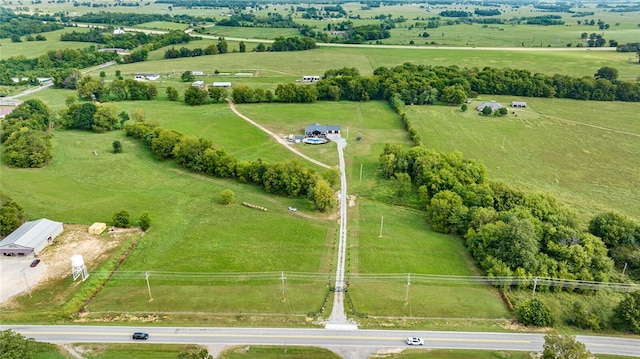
[3,325,639,358]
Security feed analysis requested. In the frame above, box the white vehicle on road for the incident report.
[406,337,424,345]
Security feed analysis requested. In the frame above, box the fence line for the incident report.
[91,271,640,292]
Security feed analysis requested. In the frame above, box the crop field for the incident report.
[405,96,640,221]
[203,25,300,40]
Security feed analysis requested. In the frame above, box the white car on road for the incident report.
[406,337,424,345]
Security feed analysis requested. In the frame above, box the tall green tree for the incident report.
[0,329,36,359]
[166,86,179,101]
[613,291,640,334]
[239,41,246,52]
[181,71,195,82]
[0,194,25,236]
[112,140,123,153]
[139,212,152,232]
[517,297,555,327]
[184,87,209,106]
[177,348,213,359]
[2,129,52,168]
[312,179,334,212]
[542,334,591,359]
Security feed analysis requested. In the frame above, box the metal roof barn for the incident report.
[0,219,63,256]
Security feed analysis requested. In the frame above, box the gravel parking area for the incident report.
[0,256,47,302]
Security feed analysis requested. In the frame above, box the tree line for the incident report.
[68,11,213,26]
[0,8,64,40]
[123,121,338,211]
[74,74,158,102]
[378,142,614,285]
[61,28,193,51]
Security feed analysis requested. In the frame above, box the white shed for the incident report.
[0,219,63,256]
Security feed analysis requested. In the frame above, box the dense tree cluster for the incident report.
[270,36,317,51]
[71,75,157,102]
[70,11,212,26]
[589,212,640,280]
[216,12,297,28]
[378,143,614,284]
[613,291,640,334]
[542,334,591,359]
[59,100,122,133]
[474,9,501,16]
[0,99,53,168]
[164,39,228,59]
[0,8,64,40]
[0,329,36,359]
[61,28,193,50]
[439,10,471,17]
[0,193,26,236]
[123,121,336,210]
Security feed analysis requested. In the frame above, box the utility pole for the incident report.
[379,216,384,238]
[145,271,153,302]
[21,268,32,298]
[532,276,539,297]
[359,163,363,181]
[622,263,628,277]
[404,273,411,306]
[280,271,287,303]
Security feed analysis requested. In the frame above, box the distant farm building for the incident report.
[212,82,232,88]
[476,101,503,112]
[0,219,63,256]
[11,77,29,83]
[113,28,125,35]
[302,75,321,82]
[305,123,341,137]
[88,222,106,235]
[511,101,527,108]
[134,73,160,81]
[98,48,130,56]
[191,71,204,76]
[192,80,206,89]
[37,77,53,85]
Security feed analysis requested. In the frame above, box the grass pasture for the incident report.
[71,343,204,359]
[405,97,640,221]
[0,27,93,59]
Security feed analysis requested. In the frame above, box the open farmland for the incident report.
[406,96,640,221]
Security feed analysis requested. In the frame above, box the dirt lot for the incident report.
[0,224,140,304]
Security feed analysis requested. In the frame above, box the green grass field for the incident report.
[405,96,640,221]
[0,27,92,59]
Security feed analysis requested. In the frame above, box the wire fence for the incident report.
[92,270,640,292]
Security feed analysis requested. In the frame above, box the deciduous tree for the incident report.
[542,334,591,359]
[139,212,151,231]
[220,189,234,205]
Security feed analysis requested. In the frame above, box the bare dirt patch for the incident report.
[0,224,141,305]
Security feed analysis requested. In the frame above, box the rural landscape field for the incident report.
[1,0,640,358]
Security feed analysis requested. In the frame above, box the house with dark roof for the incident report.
[0,219,63,256]
[305,123,341,137]
[476,101,503,112]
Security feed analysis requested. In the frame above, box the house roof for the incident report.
[212,82,232,86]
[476,101,503,111]
[0,219,63,249]
[305,123,341,133]
[511,101,527,106]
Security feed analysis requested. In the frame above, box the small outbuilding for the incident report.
[88,222,106,235]
[476,101,503,112]
[302,76,321,82]
[192,80,206,89]
[0,219,63,256]
[212,82,232,88]
[134,73,160,81]
[510,101,527,108]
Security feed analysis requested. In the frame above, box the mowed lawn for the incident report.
[406,96,640,221]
